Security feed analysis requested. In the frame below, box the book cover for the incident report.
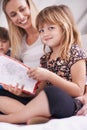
[0,55,38,94]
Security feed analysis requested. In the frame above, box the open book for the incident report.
[0,55,38,94]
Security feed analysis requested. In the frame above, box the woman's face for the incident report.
[5,0,32,30]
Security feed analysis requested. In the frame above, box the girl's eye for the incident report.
[0,39,8,44]
[38,29,44,33]
[48,26,55,30]
[0,40,7,43]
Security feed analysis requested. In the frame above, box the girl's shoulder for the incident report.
[71,44,82,51]
[70,44,87,58]
[40,52,51,60]
[40,52,51,66]
[69,44,87,67]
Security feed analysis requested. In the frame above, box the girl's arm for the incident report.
[28,60,86,97]
[47,60,86,97]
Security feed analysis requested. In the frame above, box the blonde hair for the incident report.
[36,5,81,61]
[3,0,39,59]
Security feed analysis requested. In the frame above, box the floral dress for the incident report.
[39,44,87,118]
[40,44,87,82]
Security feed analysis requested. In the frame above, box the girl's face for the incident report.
[5,0,32,30]
[38,23,62,49]
[0,39,10,54]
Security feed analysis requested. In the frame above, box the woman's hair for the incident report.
[0,26,10,41]
[36,5,81,60]
[3,0,39,59]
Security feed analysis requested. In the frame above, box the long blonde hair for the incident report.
[36,5,81,61]
[3,0,39,59]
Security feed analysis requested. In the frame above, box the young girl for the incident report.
[0,27,11,89]
[0,5,86,124]
[0,27,10,56]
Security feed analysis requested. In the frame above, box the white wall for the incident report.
[0,0,87,34]
[0,0,8,28]
[33,0,87,34]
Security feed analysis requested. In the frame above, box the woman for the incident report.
[0,0,49,110]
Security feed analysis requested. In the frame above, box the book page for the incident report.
[0,55,37,94]
[86,76,87,85]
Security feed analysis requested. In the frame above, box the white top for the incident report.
[20,35,49,67]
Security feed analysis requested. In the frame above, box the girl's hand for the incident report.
[76,104,87,116]
[76,93,87,116]
[77,93,87,104]
[27,67,50,81]
[3,83,24,96]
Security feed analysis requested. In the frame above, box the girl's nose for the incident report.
[43,30,50,36]
[0,41,3,47]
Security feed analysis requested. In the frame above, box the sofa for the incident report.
[0,34,87,130]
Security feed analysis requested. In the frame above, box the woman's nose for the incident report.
[17,12,24,21]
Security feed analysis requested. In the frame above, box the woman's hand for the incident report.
[35,81,47,95]
[2,83,24,96]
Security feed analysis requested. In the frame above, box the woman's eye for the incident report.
[20,7,26,12]
[10,12,16,17]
